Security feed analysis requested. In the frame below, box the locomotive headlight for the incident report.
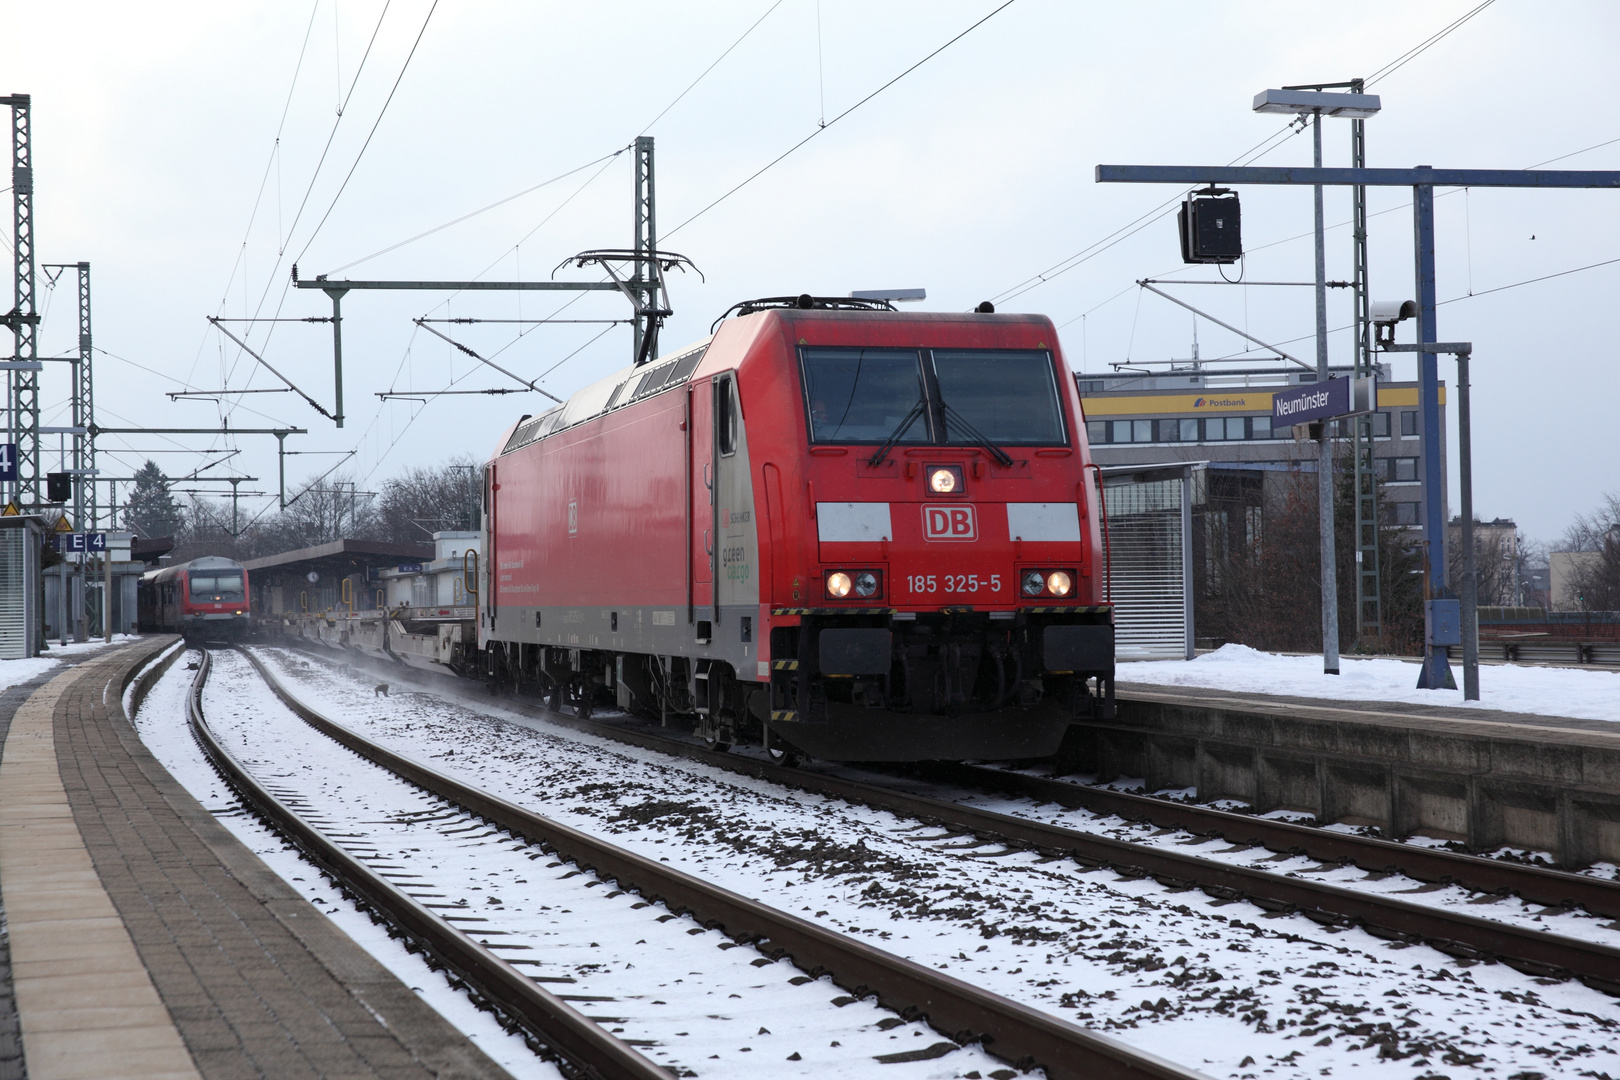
[853,571,879,597]
[1046,570,1073,597]
[1022,570,1045,597]
[927,466,960,494]
[826,571,853,598]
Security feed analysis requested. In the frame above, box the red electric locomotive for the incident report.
[480,296,1113,762]
[138,555,252,640]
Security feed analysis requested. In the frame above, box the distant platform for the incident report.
[1066,648,1620,868]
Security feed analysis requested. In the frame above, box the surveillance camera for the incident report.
[1371,299,1418,348]
[1370,299,1417,326]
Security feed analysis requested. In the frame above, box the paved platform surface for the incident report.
[0,638,514,1080]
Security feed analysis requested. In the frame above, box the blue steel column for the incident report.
[1412,171,1453,690]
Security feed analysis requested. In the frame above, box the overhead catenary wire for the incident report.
[294,0,439,266]
[663,0,1019,241]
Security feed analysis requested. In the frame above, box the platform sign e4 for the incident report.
[0,443,15,483]
[922,505,977,541]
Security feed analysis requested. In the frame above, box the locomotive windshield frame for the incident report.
[798,345,1069,447]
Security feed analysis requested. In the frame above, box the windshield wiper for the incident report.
[866,400,926,467]
[942,403,1014,467]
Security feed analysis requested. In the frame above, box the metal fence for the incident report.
[1102,464,1197,660]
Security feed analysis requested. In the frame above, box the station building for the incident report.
[1076,365,1447,526]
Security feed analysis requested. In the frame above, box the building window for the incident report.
[1180,417,1199,442]
[1371,411,1390,438]
[1207,416,1245,440]
[1086,420,1107,444]
[1388,501,1420,525]
[1079,380,1105,394]
[1133,419,1153,442]
[1252,415,1272,439]
[1110,420,1131,443]
[1157,418,1182,442]
[1391,457,1419,482]
[1401,410,1418,436]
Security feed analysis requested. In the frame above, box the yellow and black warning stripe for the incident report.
[770,709,799,723]
[772,659,799,671]
[771,607,896,616]
[1022,604,1113,614]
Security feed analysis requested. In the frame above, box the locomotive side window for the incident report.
[800,347,931,444]
[931,349,1067,446]
[717,376,738,456]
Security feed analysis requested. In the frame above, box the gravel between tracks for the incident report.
[256,646,1620,1080]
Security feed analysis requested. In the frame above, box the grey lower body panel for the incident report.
[487,602,763,679]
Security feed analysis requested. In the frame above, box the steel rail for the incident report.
[921,760,1620,920]
[308,657,1620,997]
[188,652,671,1080]
[239,647,1209,1080]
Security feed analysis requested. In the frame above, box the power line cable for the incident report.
[664,0,1018,240]
[326,150,626,274]
[1363,0,1495,87]
[294,0,439,265]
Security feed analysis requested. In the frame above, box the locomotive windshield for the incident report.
[189,572,244,600]
[799,346,1066,446]
[801,347,933,444]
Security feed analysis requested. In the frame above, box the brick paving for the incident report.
[0,662,64,1080]
[41,640,512,1080]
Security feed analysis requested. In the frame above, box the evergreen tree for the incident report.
[122,460,182,538]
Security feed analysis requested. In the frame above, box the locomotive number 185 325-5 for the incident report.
[905,573,1002,595]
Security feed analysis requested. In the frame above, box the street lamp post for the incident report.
[1253,87,1381,675]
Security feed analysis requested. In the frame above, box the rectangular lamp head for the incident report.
[850,288,926,303]
[1253,88,1381,119]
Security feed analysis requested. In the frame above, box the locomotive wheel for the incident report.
[574,691,593,720]
[704,736,732,753]
[765,742,802,768]
[547,682,564,713]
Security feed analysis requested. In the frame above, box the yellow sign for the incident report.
[55,514,74,532]
[1,502,17,516]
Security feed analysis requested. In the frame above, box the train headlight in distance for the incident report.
[927,466,962,494]
[1022,570,1045,597]
[1046,570,1073,597]
[826,571,853,598]
[853,571,879,598]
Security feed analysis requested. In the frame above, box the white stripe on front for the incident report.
[1006,502,1081,542]
[816,502,892,542]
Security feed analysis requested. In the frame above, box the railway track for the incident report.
[214,647,1208,1080]
[276,648,1620,998]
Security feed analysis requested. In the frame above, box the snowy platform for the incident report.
[1069,646,1620,867]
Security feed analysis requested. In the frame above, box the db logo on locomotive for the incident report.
[922,504,977,541]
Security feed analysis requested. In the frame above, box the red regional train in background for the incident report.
[478,296,1114,763]
[139,556,252,640]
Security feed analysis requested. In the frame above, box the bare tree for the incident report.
[1560,493,1620,611]
[374,456,481,540]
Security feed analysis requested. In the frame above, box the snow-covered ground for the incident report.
[247,646,1620,1080]
[1119,644,1620,724]
[0,634,142,691]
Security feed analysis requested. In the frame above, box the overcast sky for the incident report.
[6,1,1617,545]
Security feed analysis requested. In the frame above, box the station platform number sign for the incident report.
[0,443,15,483]
[55,532,107,553]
